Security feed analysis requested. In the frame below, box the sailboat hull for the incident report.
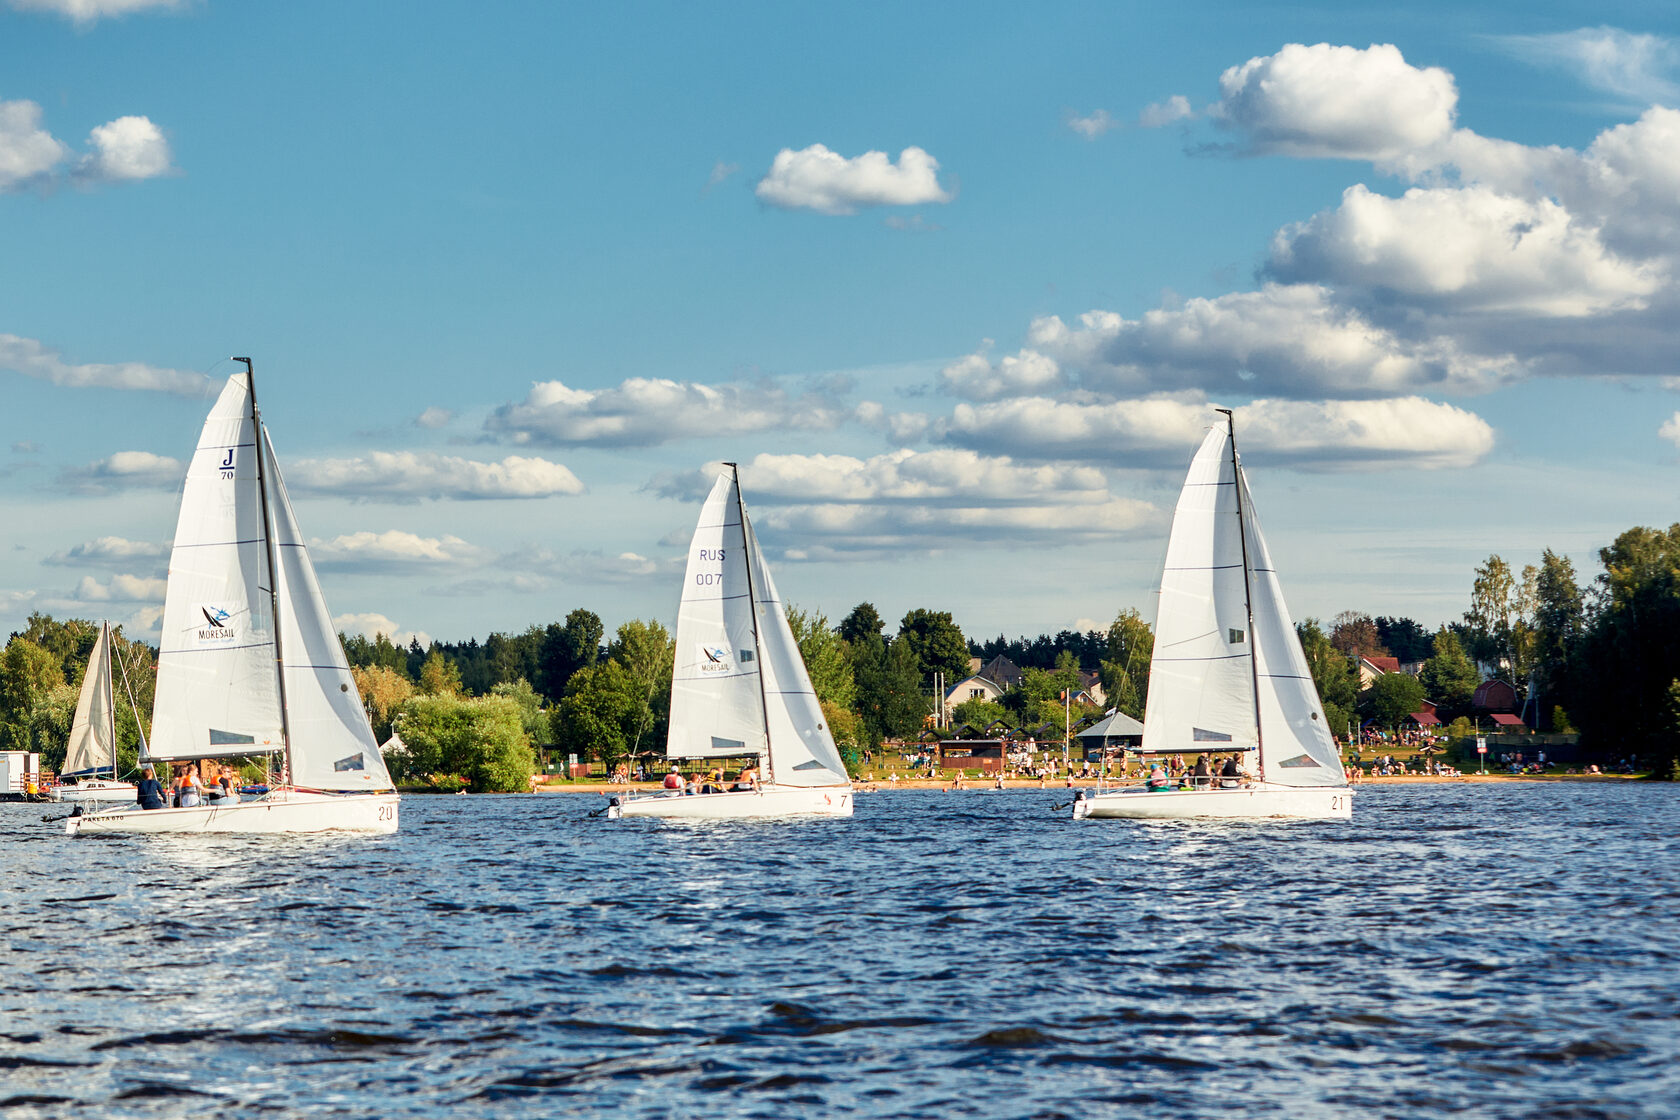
[65,789,399,836]
[1074,783,1353,820]
[47,780,138,804]
[611,784,853,820]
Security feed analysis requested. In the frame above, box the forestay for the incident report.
[1239,470,1345,786]
[668,475,769,761]
[150,374,285,761]
[63,623,115,778]
[1142,426,1260,756]
[742,512,849,787]
[263,436,393,791]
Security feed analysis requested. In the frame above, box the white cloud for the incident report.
[486,376,847,447]
[760,499,1158,559]
[0,334,211,396]
[309,530,490,572]
[1023,284,1517,398]
[940,345,1064,400]
[1067,109,1118,139]
[1269,184,1665,316]
[1499,27,1679,104]
[706,160,740,189]
[286,451,585,501]
[414,406,453,429]
[73,572,167,602]
[1216,43,1458,161]
[332,612,430,648]
[1138,95,1195,128]
[76,115,172,182]
[62,450,185,492]
[754,144,952,215]
[0,99,68,191]
[46,536,168,569]
[7,0,184,23]
[1661,411,1680,448]
[936,395,1496,471]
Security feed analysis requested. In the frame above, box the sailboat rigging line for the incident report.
[1218,408,1266,782]
[727,462,777,786]
[114,630,149,765]
[102,622,116,778]
[238,357,296,786]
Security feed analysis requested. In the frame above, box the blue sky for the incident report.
[3,0,1678,649]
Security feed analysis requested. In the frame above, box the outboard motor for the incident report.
[1070,790,1091,820]
[606,796,622,821]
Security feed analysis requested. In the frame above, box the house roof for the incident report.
[1408,711,1441,726]
[978,654,1024,689]
[1077,711,1145,739]
[1361,656,1401,674]
[1490,713,1526,727]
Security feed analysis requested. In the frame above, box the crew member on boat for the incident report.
[1219,755,1243,788]
[734,763,759,791]
[136,766,166,810]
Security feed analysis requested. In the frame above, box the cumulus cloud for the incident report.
[754,144,953,215]
[46,536,168,569]
[940,345,1065,400]
[705,160,740,190]
[1138,95,1195,128]
[1216,43,1458,161]
[0,334,210,396]
[73,573,167,602]
[1661,411,1680,449]
[1499,27,1679,104]
[1268,184,1665,316]
[7,0,184,23]
[286,451,584,501]
[759,499,1158,559]
[309,530,490,572]
[1023,284,1517,398]
[414,407,452,429]
[61,450,185,492]
[936,395,1495,471]
[485,376,847,447]
[76,116,172,182]
[0,99,68,191]
[1067,109,1118,139]
[332,612,430,648]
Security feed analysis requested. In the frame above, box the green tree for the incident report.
[419,650,464,696]
[490,678,549,748]
[854,636,928,744]
[1531,549,1583,729]
[552,660,639,769]
[0,637,66,750]
[1418,627,1479,717]
[897,609,970,690]
[785,604,856,710]
[1464,554,1534,681]
[1298,618,1357,714]
[1099,608,1153,720]
[1329,611,1387,660]
[838,602,884,646]
[391,693,534,792]
[352,664,414,743]
[951,696,1009,730]
[607,619,673,755]
[535,609,603,702]
[1363,671,1426,730]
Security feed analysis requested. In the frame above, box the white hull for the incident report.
[65,789,399,836]
[611,784,853,820]
[1074,782,1353,820]
[48,780,138,804]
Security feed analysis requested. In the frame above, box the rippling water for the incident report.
[3,782,1676,1118]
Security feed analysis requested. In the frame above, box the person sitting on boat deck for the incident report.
[662,766,684,791]
[174,764,205,808]
[136,766,166,810]
[1146,761,1171,791]
[700,768,723,795]
[733,763,760,791]
[205,765,236,805]
[1191,754,1212,788]
[1218,755,1243,788]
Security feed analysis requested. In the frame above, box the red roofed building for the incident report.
[1358,655,1403,691]
[1473,680,1520,713]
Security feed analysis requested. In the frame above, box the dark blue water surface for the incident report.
[3,782,1677,1119]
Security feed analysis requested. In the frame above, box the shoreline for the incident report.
[526,773,1646,795]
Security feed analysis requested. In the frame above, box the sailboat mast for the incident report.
[236,357,295,785]
[1218,408,1266,781]
[103,621,116,778]
[728,462,777,784]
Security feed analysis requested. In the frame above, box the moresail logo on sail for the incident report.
[698,644,733,673]
[198,606,236,644]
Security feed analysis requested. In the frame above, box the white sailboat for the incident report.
[47,622,139,804]
[611,464,853,820]
[68,360,399,836]
[1074,411,1353,820]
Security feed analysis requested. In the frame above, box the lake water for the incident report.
[3,782,1676,1118]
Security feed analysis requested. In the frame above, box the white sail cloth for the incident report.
[148,372,392,792]
[667,472,849,787]
[63,623,116,777]
[1143,423,1343,787]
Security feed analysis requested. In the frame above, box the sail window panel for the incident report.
[150,374,285,761]
[743,514,849,787]
[262,434,393,792]
[669,475,769,760]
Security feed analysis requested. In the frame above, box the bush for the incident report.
[392,693,534,792]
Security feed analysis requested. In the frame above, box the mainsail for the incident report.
[1142,419,1343,787]
[63,622,116,778]
[150,374,285,760]
[667,469,848,786]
